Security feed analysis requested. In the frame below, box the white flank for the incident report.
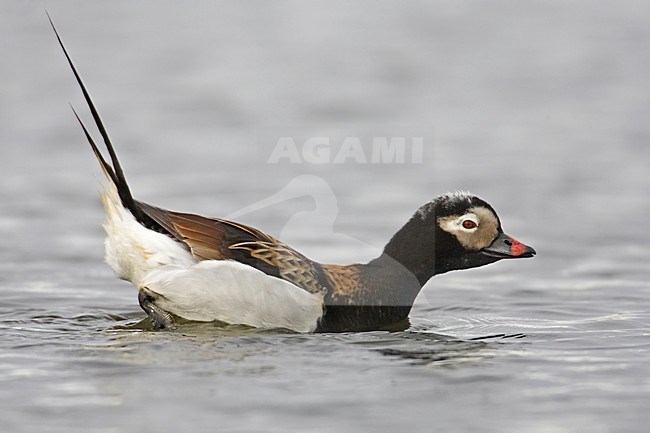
[141,261,323,333]
[100,182,323,333]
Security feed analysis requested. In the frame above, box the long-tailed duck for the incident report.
[50,17,535,333]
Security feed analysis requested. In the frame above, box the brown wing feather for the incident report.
[321,264,365,301]
[136,201,327,294]
[230,241,325,294]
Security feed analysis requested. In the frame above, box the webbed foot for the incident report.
[138,289,174,330]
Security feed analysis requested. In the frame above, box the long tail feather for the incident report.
[70,104,119,186]
[48,11,162,231]
[47,12,135,202]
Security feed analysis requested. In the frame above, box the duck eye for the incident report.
[462,220,477,229]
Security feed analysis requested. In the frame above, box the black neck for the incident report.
[354,253,423,308]
[381,215,439,286]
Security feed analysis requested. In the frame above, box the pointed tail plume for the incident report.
[48,12,159,230]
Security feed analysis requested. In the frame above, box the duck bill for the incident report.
[481,232,536,259]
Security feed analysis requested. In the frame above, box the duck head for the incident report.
[383,192,535,286]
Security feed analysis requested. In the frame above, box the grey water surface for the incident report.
[1,1,649,432]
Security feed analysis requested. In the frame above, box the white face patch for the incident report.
[437,207,500,250]
[439,213,479,233]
